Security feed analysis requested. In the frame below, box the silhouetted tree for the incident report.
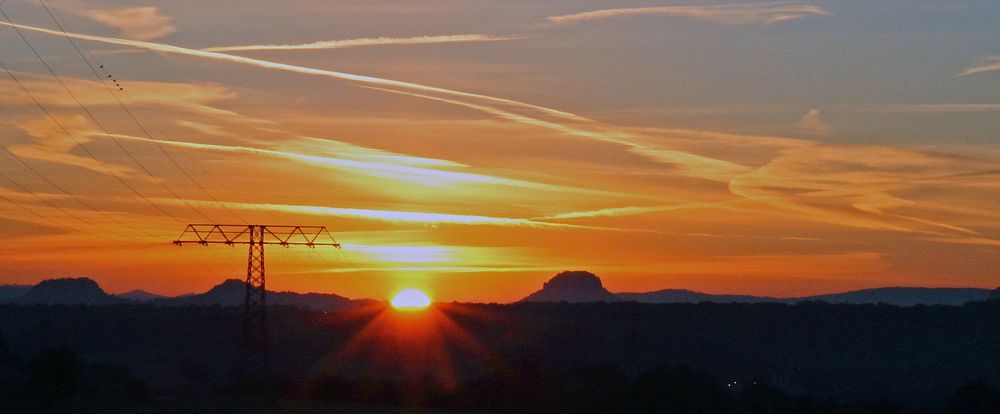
[949,381,1000,413]
[738,380,789,414]
[633,365,729,413]
[24,347,83,407]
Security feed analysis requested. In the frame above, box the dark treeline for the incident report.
[2,301,1000,412]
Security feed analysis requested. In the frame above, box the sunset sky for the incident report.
[0,0,998,302]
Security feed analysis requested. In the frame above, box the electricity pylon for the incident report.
[173,224,340,375]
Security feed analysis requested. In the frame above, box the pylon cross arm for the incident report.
[172,224,340,247]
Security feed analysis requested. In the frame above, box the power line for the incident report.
[0,57,168,240]
[0,147,154,242]
[36,0,247,224]
[0,169,93,236]
[0,164,150,244]
[0,7,213,223]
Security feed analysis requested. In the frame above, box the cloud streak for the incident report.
[203,34,519,52]
[1,19,757,185]
[547,2,831,26]
[162,198,592,229]
[79,6,175,40]
[362,86,752,182]
[534,202,742,220]
[851,103,1000,113]
[0,20,584,122]
[794,108,832,136]
[106,133,599,194]
[959,55,1000,76]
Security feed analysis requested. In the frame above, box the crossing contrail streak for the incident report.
[0,20,747,182]
[0,20,585,121]
[106,133,609,195]
[204,34,519,52]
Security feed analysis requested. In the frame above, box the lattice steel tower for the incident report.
[174,224,340,374]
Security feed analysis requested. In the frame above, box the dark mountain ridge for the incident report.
[2,272,994,308]
[159,279,357,311]
[116,289,168,302]
[0,284,31,302]
[520,271,621,303]
[522,271,994,306]
[619,289,775,304]
[15,277,121,305]
[0,278,360,311]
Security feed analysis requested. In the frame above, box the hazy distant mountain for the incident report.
[0,285,31,302]
[523,272,994,306]
[17,278,121,305]
[800,287,990,306]
[619,289,776,304]
[116,289,167,302]
[159,279,357,311]
[4,274,995,308]
[520,271,621,303]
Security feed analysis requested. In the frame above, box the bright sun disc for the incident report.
[391,289,431,310]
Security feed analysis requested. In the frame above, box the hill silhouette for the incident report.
[116,289,167,302]
[620,289,773,304]
[523,271,993,306]
[16,278,120,305]
[2,273,994,307]
[520,271,621,303]
[0,278,359,311]
[0,284,30,302]
[804,287,990,306]
[158,279,358,311]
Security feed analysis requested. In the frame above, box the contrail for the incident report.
[106,133,608,195]
[0,20,586,122]
[204,34,519,52]
[547,2,831,26]
[533,201,744,220]
[161,198,601,230]
[959,55,1000,76]
[0,19,748,182]
[363,86,751,182]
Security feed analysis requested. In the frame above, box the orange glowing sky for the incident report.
[0,0,998,302]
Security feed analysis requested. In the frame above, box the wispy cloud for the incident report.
[794,108,832,136]
[314,266,565,274]
[1,19,758,186]
[729,145,999,235]
[959,55,1000,76]
[362,86,752,182]
[534,202,742,220]
[546,2,831,26]
[106,133,596,194]
[78,6,175,41]
[161,198,589,229]
[203,34,519,52]
[851,103,1000,113]
[0,20,583,122]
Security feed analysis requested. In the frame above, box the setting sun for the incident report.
[390,289,432,310]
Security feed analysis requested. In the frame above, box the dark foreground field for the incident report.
[2,301,1000,413]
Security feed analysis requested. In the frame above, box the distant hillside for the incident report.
[524,271,995,306]
[116,289,168,302]
[801,287,990,306]
[0,278,359,310]
[520,271,621,303]
[4,274,995,308]
[619,289,775,304]
[0,285,30,302]
[16,278,121,305]
[159,279,358,311]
